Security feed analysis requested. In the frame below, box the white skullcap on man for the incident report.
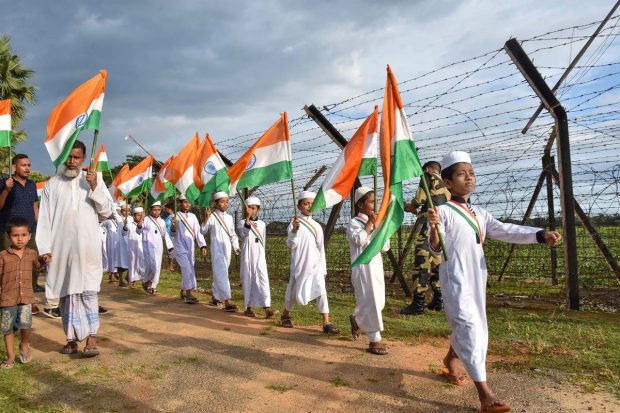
[113,203,121,210]
[213,191,229,201]
[150,201,161,207]
[354,186,373,204]
[179,194,187,201]
[118,200,127,207]
[246,196,260,206]
[441,151,472,170]
[133,207,144,214]
[298,191,316,201]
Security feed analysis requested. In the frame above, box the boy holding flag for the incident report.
[138,201,173,294]
[280,191,339,334]
[201,192,240,312]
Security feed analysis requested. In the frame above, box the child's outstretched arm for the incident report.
[427,206,441,252]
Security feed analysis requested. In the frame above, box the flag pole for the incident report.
[373,169,378,212]
[124,135,164,167]
[89,130,99,170]
[419,173,448,260]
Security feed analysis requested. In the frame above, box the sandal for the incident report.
[280,315,294,328]
[208,299,222,307]
[82,347,100,358]
[322,324,340,335]
[478,401,511,413]
[19,344,32,364]
[244,309,256,317]
[141,281,148,292]
[442,367,470,386]
[61,342,78,355]
[366,346,388,355]
[264,309,279,319]
[0,360,14,369]
[147,288,155,295]
[349,315,360,340]
[224,304,238,312]
[184,296,199,304]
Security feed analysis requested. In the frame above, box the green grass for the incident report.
[266,384,296,393]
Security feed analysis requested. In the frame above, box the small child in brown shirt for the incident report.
[0,217,40,369]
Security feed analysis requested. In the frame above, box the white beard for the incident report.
[59,164,80,178]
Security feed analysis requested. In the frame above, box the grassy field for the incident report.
[153,269,620,398]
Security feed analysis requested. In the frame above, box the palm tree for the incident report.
[0,35,36,167]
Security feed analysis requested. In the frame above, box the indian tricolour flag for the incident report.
[36,181,47,202]
[194,133,230,207]
[165,133,200,203]
[118,155,153,198]
[45,70,107,167]
[112,164,130,200]
[150,156,176,203]
[352,65,423,267]
[227,113,293,194]
[93,144,111,172]
[311,106,378,213]
[0,99,12,148]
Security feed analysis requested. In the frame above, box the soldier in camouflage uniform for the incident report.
[401,161,451,315]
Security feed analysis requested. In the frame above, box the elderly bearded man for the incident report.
[36,140,112,357]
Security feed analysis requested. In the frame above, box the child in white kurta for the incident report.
[124,207,145,285]
[428,151,561,413]
[171,195,207,304]
[238,197,278,318]
[280,191,339,334]
[347,187,390,354]
[201,192,240,312]
[115,202,133,287]
[102,211,120,282]
[138,201,173,294]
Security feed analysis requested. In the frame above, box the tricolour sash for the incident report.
[176,212,198,242]
[248,220,265,247]
[298,216,318,244]
[445,200,484,245]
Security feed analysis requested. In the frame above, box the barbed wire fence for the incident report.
[209,15,620,311]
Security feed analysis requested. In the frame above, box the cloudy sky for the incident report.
[3,0,615,177]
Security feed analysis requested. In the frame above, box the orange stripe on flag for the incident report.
[194,133,218,189]
[93,144,105,170]
[46,70,107,142]
[165,133,200,184]
[119,155,153,183]
[227,113,289,183]
[155,156,174,192]
[0,99,11,115]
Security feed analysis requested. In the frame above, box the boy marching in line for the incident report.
[401,160,451,315]
[171,194,206,304]
[347,187,389,354]
[280,191,339,334]
[164,203,176,272]
[238,197,278,318]
[0,217,40,368]
[138,201,174,294]
[115,201,132,287]
[124,207,145,287]
[427,151,561,413]
[102,206,120,283]
[201,192,240,312]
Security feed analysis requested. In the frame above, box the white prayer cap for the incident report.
[179,194,187,201]
[441,151,472,170]
[113,203,121,210]
[213,191,229,201]
[354,186,373,204]
[150,201,162,207]
[246,196,260,206]
[298,191,316,201]
[118,200,127,207]
[133,207,144,214]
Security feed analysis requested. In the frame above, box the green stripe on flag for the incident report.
[392,139,422,184]
[95,160,110,172]
[198,169,230,207]
[309,186,328,213]
[123,178,153,198]
[236,160,292,190]
[0,130,12,148]
[185,183,201,204]
[85,110,102,131]
[357,158,377,177]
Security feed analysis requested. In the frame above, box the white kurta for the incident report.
[346,213,389,341]
[36,172,112,300]
[115,214,133,270]
[139,215,173,289]
[201,210,239,301]
[100,223,108,270]
[173,211,206,291]
[124,220,145,283]
[284,214,328,312]
[431,200,541,382]
[238,219,270,308]
[102,217,118,273]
